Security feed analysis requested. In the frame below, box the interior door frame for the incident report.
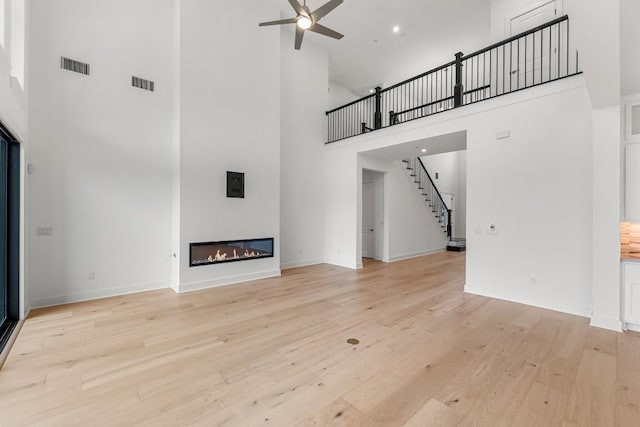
[362,180,375,259]
[361,169,385,264]
[504,0,563,38]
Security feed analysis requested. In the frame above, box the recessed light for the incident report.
[393,26,400,33]
[421,148,427,153]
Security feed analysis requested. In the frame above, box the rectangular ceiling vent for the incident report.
[60,56,90,76]
[132,76,155,92]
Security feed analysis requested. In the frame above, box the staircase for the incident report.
[401,158,466,252]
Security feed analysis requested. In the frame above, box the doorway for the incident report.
[362,169,384,262]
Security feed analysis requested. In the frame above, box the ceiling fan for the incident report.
[259,0,344,50]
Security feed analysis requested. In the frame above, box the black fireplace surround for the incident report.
[190,238,274,267]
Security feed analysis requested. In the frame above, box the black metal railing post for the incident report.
[374,86,382,130]
[447,210,452,240]
[454,52,464,108]
[361,122,367,134]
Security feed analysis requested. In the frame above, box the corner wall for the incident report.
[177,0,281,291]
[280,35,327,270]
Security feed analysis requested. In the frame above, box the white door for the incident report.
[362,181,375,258]
[509,1,558,87]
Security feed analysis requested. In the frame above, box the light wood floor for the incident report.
[1,252,639,426]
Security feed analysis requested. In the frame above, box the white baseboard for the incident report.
[30,280,170,309]
[389,248,445,263]
[280,258,323,270]
[590,316,624,332]
[625,322,640,333]
[177,269,281,293]
[324,257,358,269]
[464,284,591,319]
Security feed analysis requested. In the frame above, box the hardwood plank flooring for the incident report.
[1,252,639,426]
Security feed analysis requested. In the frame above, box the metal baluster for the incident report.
[566,19,570,77]
[557,22,561,78]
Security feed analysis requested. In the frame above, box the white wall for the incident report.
[565,0,620,108]
[457,151,468,238]
[28,0,174,306]
[621,0,640,96]
[324,77,594,317]
[280,32,327,269]
[465,82,593,317]
[328,81,359,111]
[323,147,357,268]
[421,150,468,239]
[591,106,622,331]
[177,0,281,291]
[360,156,448,263]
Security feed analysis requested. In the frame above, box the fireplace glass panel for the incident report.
[190,238,274,267]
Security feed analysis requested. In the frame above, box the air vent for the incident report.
[60,57,90,75]
[132,76,155,92]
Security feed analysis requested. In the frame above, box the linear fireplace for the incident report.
[190,238,274,267]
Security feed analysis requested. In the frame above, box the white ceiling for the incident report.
[362,130,467,161]
[289,0,493,95]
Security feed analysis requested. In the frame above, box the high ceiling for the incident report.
[293,0,493,95]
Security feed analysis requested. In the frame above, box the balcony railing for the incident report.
[326,15,581,144]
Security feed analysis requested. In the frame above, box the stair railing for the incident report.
[404,157,453,239]
[326,15,580,144]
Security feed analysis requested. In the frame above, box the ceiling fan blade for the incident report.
[308,23,343,40]
[287,0,304,14]
[259,17,297,27]
[295,26,305,50]
[311,0,343,21]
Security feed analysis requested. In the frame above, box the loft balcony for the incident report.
[325,15,581,144]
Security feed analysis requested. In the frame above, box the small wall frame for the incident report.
[227,171,245,198]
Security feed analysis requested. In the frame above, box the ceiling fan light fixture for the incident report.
[297,15,312,29]
[259,0,344,50]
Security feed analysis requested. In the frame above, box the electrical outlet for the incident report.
[88,272,95,280]
[496,130,511,140]
[36,227,53,236]
[488,224,497,235]
[529,276,537,285]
